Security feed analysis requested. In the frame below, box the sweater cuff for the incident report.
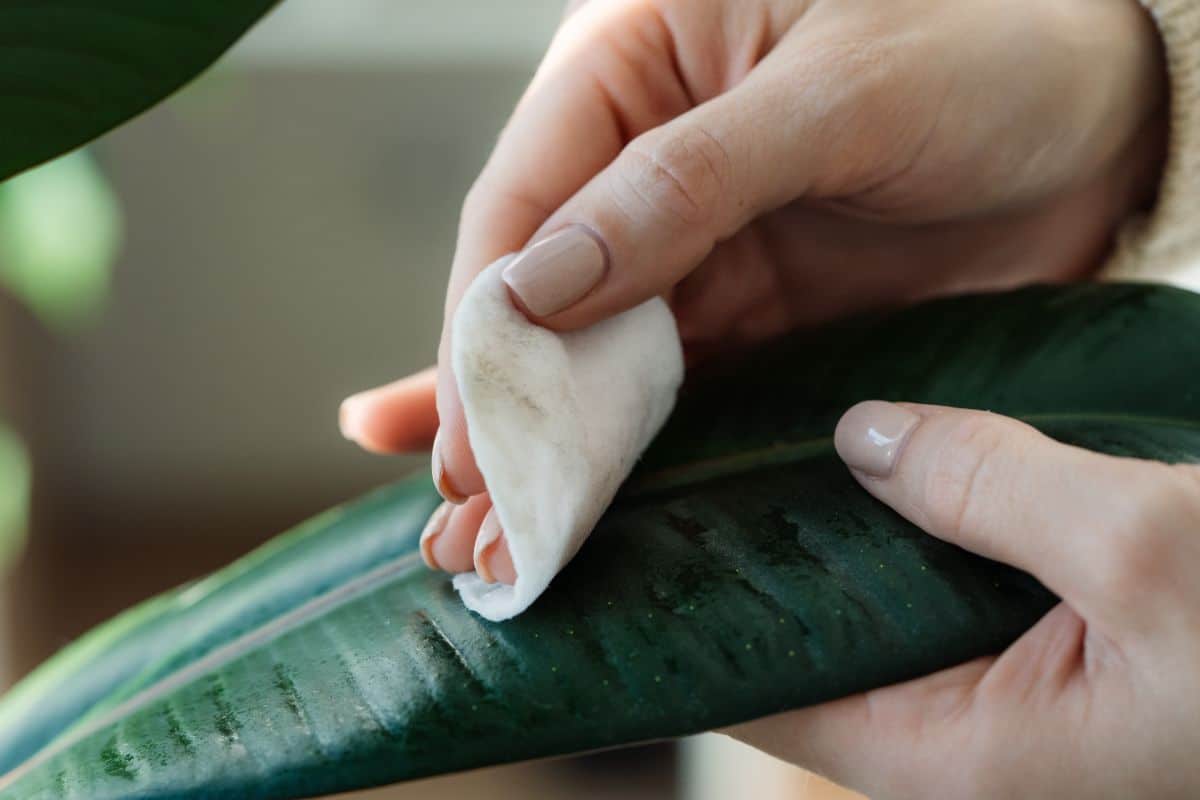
[1103,0,1200,290]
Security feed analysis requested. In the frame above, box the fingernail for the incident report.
[834,401,920,478]
[473,510,504,584]
[339,394,367,443]
[431,429,468,505]
[502,225,607,317]
[419,502,453,570]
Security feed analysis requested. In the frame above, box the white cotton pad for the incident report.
[450,257,684,621]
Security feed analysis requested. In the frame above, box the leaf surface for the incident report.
[2,283,1198,800]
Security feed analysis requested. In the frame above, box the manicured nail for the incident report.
[473,510,505,584]
[431,429,468,505]
[339,393,367,443]
[419,502,453,570]
[501,225,607,317]
[834,401,920,478]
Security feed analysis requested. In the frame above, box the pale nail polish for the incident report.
[338,394,367,443]
[419,502,453,570]
[473,510,504,584]
[431,429,467,505]
[834,401,920,478]
[502,225,607,317]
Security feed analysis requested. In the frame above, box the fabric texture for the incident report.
[1105,0,1200,289]
[451,258,684,621]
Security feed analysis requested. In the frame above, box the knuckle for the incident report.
[460,177,490,222]
[793,37,920,194]
[461,172,553,228]
[460,174,504,227]
[1095,532,1161,600]
[805,36,898,85]
[921,414,1012,540]
[1180,462,1200,497]
[1091,463,1194,596]
[615,125,730,226]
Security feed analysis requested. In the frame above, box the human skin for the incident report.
[340,0,1166,583]
[727,401,1200,798]
[336,2,1200,794]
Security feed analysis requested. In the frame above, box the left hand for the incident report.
[729,400,1200,799]
[339,0,1166,587]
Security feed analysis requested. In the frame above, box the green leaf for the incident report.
[0,151,121,329]
[2,283,1198,800]
[0,1,280,181]
[0,426,30,573]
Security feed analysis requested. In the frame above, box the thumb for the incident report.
[726,603,1087,797]
[833,401,1200,632]
[497,57,824,331]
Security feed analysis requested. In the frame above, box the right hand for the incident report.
[341,0,1166,585]
[729,401,1200,798]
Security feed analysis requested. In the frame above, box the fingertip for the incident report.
[834,401,922,480]
[433,373,488,498]
[339,393,369,445]
[340,392,407,454]
[338,368,440,454]
[473,509,517,585]
[430,494,493,574]
[431,428,470,505]
[419,502,453,570]
[500,225,609,321]
[491,537,518,585]
[473,510,502,584]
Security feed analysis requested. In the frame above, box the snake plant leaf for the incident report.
[2,283,1199,800]
[0,1,280,181]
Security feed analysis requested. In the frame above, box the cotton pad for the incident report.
[450,257,684,621]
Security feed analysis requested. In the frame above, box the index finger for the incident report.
[435,1,693,496]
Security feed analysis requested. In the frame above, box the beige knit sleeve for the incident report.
[1103,0,1200,290]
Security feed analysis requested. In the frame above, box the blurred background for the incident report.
[0,2,858,798]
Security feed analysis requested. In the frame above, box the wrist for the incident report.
[1124,94,1169,216]
[1057,0,1169,263]
[1106,0,1171,215]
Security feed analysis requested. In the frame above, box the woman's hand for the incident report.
[729,400,1200,799]
[340,0,1167,584]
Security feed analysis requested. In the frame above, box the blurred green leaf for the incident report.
[0,151,122,330]
[0,426,29,574]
